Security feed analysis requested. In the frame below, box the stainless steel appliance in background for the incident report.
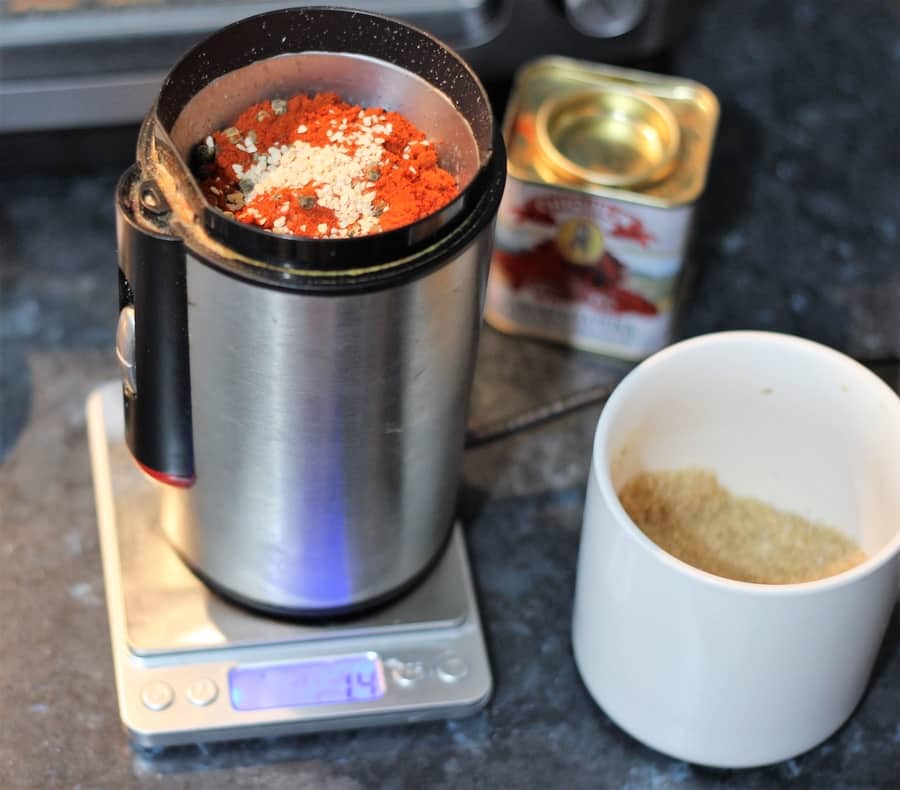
[1,0,696,132]
[115,8,505,615]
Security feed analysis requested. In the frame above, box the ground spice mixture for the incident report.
[618,468,867,584]
[194,92,459,239]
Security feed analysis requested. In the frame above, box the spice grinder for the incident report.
[115,8,505,617]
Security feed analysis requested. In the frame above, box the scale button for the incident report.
[186,678,218,707]
[390,660,426,688]
[141,680,174,711]
[437,653,469,683]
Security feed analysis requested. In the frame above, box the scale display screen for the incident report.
[229,655,385,711]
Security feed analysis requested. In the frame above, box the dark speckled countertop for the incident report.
[2,1,899,787]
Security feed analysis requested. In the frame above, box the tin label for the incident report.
[486,179,692,358]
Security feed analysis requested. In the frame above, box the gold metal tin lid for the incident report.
[535,86,680,189]
[503,57,720,207]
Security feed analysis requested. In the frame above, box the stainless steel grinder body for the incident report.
[115,8,506,616]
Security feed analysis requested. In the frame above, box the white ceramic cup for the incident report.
[572,331,900,768]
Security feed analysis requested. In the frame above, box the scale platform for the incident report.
[87,382,492,747]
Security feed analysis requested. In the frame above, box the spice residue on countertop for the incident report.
[618,468,867,584]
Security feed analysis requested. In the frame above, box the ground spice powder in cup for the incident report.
[618,468,867,584]
[196,92,459,239]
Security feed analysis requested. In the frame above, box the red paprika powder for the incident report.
[196,92,459,239]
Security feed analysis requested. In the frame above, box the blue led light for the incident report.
[229,656,385,711]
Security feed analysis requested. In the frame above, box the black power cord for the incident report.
[462,356,898,451]
[464,379,619,449]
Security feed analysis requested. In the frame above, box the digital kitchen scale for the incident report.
[86,382,492,748]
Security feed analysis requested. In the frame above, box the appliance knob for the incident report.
[186,678,219,707]
[141,680,174,711]
[116,305,137,397]
[436,652,469,683]
[389,659,426,688]
[564,0,649,38]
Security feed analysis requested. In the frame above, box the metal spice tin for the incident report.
[486,57,719,359]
